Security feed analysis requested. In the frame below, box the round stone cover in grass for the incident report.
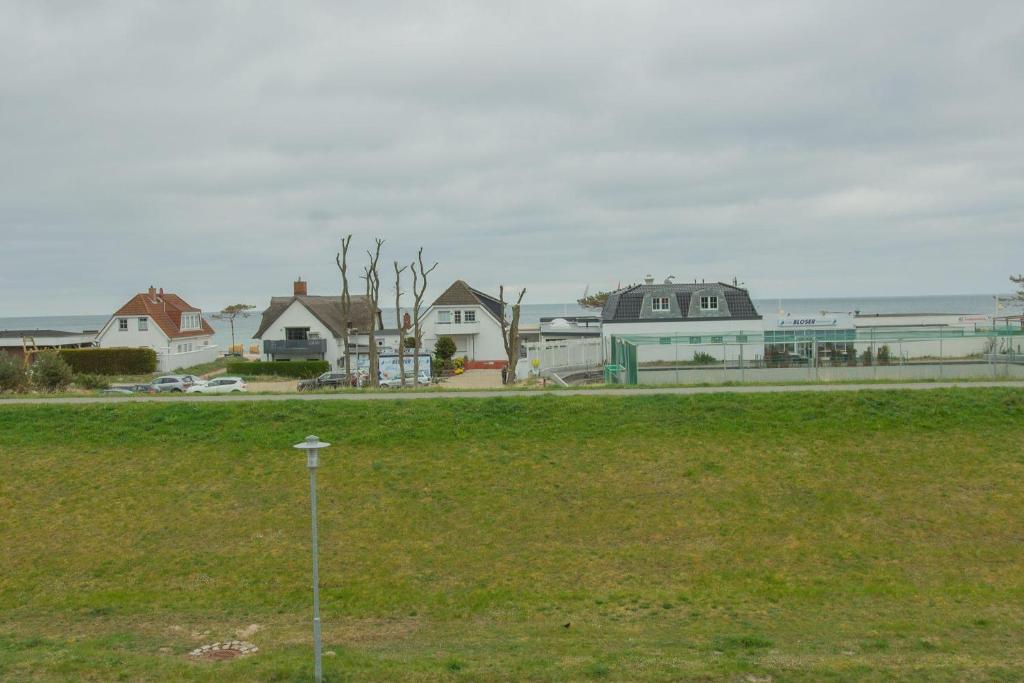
[189,640,258,661]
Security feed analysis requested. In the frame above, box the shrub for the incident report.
[861,347,874,366]
[692,352,717,365]
[73,373,110,390]
[58,347,157,375]
[877,344,892,365]
[32,351,74,392]
[0,353,28,393]
[226,360,329,378]
[404,336,417,349]
[434,336,456,362]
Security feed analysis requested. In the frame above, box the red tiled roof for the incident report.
[113,291,214,339]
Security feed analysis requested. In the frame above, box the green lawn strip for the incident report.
[1,390,1023,680]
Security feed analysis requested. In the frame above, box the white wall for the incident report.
[421,304,506,361]
[97,315,171,351]
[257,300,342,368]
[160,345,220,372]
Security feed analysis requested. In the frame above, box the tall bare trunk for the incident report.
[335,235,353,377]
[411,247,438,382]
[363,238,384,388]
[500,286,526,385]
[394,261,408,387]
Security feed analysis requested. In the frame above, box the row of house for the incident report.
[253,278,509,370]
[8,273,997,373]
[12,278,514,372]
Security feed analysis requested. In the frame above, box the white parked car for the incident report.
[186,376,247,394]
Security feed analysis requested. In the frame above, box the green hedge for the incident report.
[58,347,157,375]
[226,360,329,378]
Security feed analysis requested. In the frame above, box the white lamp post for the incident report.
[294,435,330,683]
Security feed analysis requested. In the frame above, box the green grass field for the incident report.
[1,389,1023,681]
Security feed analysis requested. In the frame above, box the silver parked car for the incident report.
[150,375,190,393]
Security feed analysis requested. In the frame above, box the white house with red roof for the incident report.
[95,286,218,371]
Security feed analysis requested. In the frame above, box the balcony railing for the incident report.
[263,339,327,354]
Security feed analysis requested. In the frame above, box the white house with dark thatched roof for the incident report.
[421,280,507,366]
[254,279,400,370]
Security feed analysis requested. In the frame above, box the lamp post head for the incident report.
[293,435,330,469]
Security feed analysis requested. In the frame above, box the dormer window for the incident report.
[700,296,719,311]
[437,310,451,324]
[464,310,476,323]
[181,312,201,330]
[118,318,128,331]
[454,310,462,324]
[138,318,148,331]
[652,296,670,312]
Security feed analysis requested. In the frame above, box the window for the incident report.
[454,310,462,324]
[689,336,701,344]
[437,311,451,324]
[736,334,748,343]
[711,336,724,344]
[118,318,128,331]
[285,327,309,341]
[138,317,148,331]
[652,296,670,312]
[180,312,202,330]
[700,295,719,311]
[464,310,476,323]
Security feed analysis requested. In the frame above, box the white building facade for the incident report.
[421,280,507,365]
[601,277,763,363]
[254,279,391,371]
[95,287,218,372]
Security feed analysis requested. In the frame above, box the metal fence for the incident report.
[518,339,603,380]
[607,326,1024,385]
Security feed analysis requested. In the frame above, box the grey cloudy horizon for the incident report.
[2,1,1023,316]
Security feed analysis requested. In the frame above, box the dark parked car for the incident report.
[297,371,350,391]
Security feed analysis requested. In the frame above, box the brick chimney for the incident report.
[148,286,156,300]
[294,278,307,296]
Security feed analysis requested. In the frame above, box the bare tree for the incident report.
[361,238,385,388]
[499,285,526,385]
[393,260,408,387]
[335,235,353,379]
[410,247,438,383]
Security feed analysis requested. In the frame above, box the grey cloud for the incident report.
[1,1,1023,316]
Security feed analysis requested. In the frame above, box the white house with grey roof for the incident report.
[254,279,400,370]
[601,275,763,362]
[421,280,507,366]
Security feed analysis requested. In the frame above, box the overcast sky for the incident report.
[2,1,1023,316]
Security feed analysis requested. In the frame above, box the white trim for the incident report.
[700,295,719,311]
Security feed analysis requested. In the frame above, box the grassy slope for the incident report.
[1,390,1023,681]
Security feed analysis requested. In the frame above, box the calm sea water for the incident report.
[0,294,1011,349]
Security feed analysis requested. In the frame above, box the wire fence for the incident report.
[608,326,1024,385]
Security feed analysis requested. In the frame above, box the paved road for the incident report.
[2,380,1023,406]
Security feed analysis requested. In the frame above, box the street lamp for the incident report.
[293,435,330,683]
